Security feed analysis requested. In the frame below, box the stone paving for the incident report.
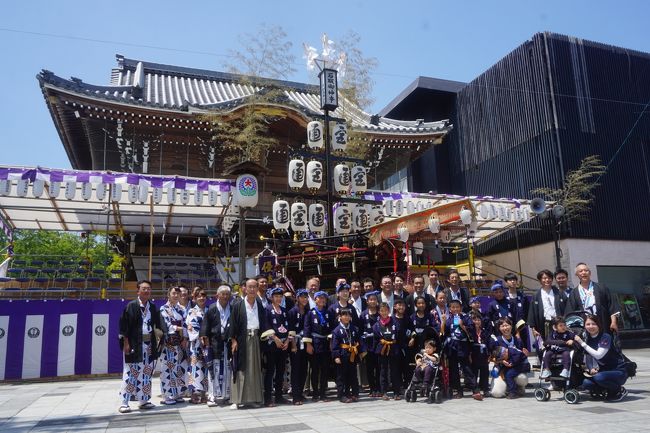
[1,348,649,433]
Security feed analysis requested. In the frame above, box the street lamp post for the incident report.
[318,67,339,238]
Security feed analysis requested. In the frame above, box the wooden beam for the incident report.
[44,183,68,231]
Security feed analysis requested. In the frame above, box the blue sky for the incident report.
[2,0,649,169]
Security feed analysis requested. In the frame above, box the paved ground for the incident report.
[1,349,649,433]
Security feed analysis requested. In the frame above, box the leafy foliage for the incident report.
[336,30,378,111]
[531,154,606,221]
[7,230,121,270]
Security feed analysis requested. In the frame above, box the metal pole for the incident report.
[239,209,247,280]
[514,224,523,281]
[148,199,154,281]
[554,220,562,271]
[324,109,334,237]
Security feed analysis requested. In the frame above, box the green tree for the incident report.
[531,154,606,221]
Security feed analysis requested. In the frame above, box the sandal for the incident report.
[138,402,154,410]
[118,406,131,413]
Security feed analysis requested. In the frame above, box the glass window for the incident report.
[597,266,650,330]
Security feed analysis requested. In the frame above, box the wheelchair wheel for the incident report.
[404,390,411,402]
[433,390,442,404]
[534,387,547,402]
[410,390,418,402]
[564,389,580,404]
[544,389,551,401]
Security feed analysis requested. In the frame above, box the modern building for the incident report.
[383,32,650,331]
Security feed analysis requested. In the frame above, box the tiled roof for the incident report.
[38,55,451,135]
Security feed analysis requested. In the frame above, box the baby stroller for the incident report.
[404,353,443,403]
[534,313,585,404]
[404,330,444,404]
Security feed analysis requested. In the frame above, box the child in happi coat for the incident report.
[490,318,530,398]
[328,283,361,329]
[303,291,334,402]
[361,291,381,397]
[409,296,439,351]
[443,299,482,400]
[261,287,291,407]
[540,316,575,379]
[373,302,403,400]
[393,298,412,389]
[287,289,309,405]
[331,308,366,403]
[469,311,491,397]
[487,281,512,334]
[414,339,440,398]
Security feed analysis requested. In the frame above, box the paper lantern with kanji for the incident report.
[352,205,370,231]
[291,202,308,232]
[208,189,219,206]
[309,203,326,235]
[331,122,348,152]
[152,187,162,204]
[96,183,107,201]
[306,161,323,190]
[235,174,259,208]
[180,189,190,205]
[272,200,290,230]
[49,181,61,198]
[307,120,324,150]
[65,181,77,200]
[369,204,384,226]
[288,160,305,190]
[383,199,394,217]
[394,199,404,216]
[333,204,352,234]
[82,182,93,201]
[32,179,45,198]
[428,215,440,234]
[397,223,409,242]
[333,164,351,194]
[16,179,29,197]
[350,166,367,194]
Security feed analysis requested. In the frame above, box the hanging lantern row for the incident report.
[477,203,531,222]
[0,174,259,208]
[382,199,431,218]
[288,159,366,195]
[272,200,384,235]
[306,120,348,152]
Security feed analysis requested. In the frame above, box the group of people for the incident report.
[117,262,630,413]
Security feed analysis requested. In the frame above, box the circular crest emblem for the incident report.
[0,328,5,339]
[27,327,40,338]
[94,325,107,336]
[62,325,75,337]
[238,175,257,197]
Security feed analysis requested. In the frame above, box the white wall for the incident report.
[479,239,650,289]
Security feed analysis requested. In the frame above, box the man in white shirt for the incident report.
[349,279,366,317]
[566,263,620,333]
[379,275,396,312]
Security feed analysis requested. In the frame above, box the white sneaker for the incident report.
[163,398,177,405]
[559,369,570,378]
[207,399,218,407]
[540,369,551,379]
[229,403,239,410]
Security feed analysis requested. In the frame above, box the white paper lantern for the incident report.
[428,216,440,234]
[331,122,348,152]
[308,203,326,235]
[32,179,45,198]
[397,223,409,242]
[152,187,163,204]
[220,191,231,206]
[167,187,176,204]
[488,204,497,219]
[333,204,352,234]
[96,183,107,201]
[194,190,204,206]
[110,184,123,202]
[49,181,61,198]
[0,179,10,196]
[291,202,308,232]
[514,208,523,222]
[413,241,424,255]
[333,164,351,194]
[208,190,219,206]
[505,207,512,221]
[350,166,367,194]
[383,199,394,217]
[81,182,92,200]
[288,159,305,189]
[16,179,29,197]
[498,205,507,221]
[353,205,370,231]
[138,184,149,203]
[406,200,416,215]
[65,181,77,200]
[306,161,323,190]
[127,184,138,203]
[235,174,259,208]
[180,189,190,205]
[440,230,451,243]
[522,206,531,222]
[369,204,384,226]
[395,199,404,216]
[459,208,472,225]
[416,201,425,212]
[273,200,290,231]
[307,120,324,150]
[479,205,489,219]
